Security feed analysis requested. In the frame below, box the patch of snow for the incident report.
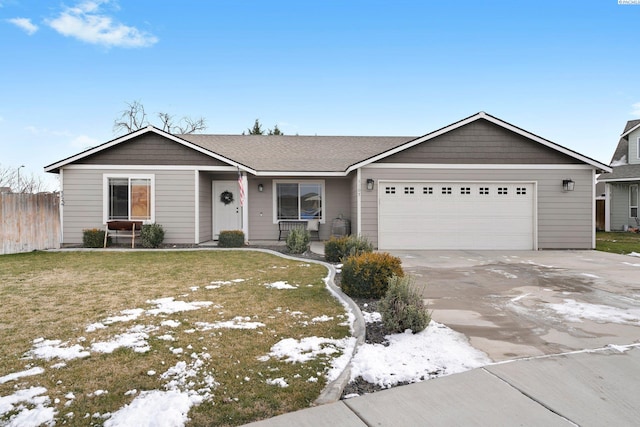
[510,293,530,303]
[103,308,145,325]
[195,317,265,330]
[622,261,640,267]
[349,321,491,388]
[546,299,640,324]
[91,325,155,354]
[26,339,90,361]
[311,315,333,322]
[86,322,107,332]
[629,252,640,258]
[0,367,45,384]
[265,281,298,289]
[0,386,55,427]
[610,154,627,167]
[487,268,517,279]
[157,334,175,341]
[104,390,195,427]
[581,273,601,279]
[51,362,66,369]
[146,298,215,315]
[161,320,181,328]
[266,377,289,388]
[362,311,382,324]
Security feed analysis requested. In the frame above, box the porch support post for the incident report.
[241,173,249,242]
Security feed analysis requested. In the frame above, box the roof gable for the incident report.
[349,112,611,173]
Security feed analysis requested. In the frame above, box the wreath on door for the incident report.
[220,190,234,205]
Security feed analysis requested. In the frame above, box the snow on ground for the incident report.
[349,320,491,389]
[0,386,55,427]
[264,281,298,289]
[0,367,44,385]
[362,311,382,323]
[546,299,640,324]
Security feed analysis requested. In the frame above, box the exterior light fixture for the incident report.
[366,179,374,191]
[562,179,575,192]
[258,183,264,192]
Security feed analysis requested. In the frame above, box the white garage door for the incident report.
[379,182,535,250]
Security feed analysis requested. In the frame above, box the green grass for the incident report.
[596,231,640,255]
[0,250,351,426]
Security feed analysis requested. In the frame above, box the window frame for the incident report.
[272,179,325,223]
[630,184,638,218]
[103,174,155,224]
[637,137,640,160]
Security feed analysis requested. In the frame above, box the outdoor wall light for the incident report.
[258,183,264,192]
[366,178,375,191]
[562,179,575,192]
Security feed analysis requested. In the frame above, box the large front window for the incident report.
[275,181,323,221]
[104,175,154,222]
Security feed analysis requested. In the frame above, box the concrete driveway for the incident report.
[390,250,640,362]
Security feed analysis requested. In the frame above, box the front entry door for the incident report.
[213,181,241,239]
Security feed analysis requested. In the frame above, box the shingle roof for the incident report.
[178,134,414,172]
[599,119,640,182]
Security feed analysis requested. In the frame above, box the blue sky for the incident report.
[1,0,639,189]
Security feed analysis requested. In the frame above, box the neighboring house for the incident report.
[45,112,610,250]
[597,119,640,231]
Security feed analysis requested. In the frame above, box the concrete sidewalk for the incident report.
[246,346,640,426]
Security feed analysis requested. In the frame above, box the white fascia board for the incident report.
[363,163,597,170]
[347,111,611,173]
[44,127,254,174]
[598,177,640,183]
[621,122,640,138]
[253,171,346,177]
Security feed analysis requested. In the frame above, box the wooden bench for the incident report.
[278,220,320,241]
[104,221,143,248]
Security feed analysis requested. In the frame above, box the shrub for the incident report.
[83,228,108,248]
[380,275,431,334]
[286,227,310,254]
[341,252,404,298]
[324,236,348,262]
[140,223,165,248]
[218,230,245,248]
[324,235,373,263]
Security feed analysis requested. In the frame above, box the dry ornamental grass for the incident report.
[0,250,351,426]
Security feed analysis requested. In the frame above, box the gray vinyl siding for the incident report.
[246,177,351,240]
[350,172,359,236]
[60,167,196,245]
[360,167,595,249]
[78,133,228,166]
[609,182,634,231]
[378,120,582,165]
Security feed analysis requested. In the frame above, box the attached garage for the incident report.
[378,181,536,250]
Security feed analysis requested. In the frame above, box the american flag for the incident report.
[237,169,245,207]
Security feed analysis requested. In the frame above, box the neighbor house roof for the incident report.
[598,119,640,182]
[45,112,611,175]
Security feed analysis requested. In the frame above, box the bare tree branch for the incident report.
[0,164,54,193]
[113,100,148,135]
[113,101,207,135]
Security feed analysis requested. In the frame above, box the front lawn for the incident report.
[0,250,352,427]
[596,231,640,255]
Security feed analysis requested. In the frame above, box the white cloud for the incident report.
[8,17,39,35]
[631,102,640,118]
[47,0,157,48]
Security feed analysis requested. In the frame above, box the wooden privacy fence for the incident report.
[0,192,60,255]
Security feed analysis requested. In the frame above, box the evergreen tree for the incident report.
[268,124,283,135]
[247,119,265,135]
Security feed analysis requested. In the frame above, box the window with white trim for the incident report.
[630,184,638,218]
[104,175,154,223]
[275,181,324,221]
